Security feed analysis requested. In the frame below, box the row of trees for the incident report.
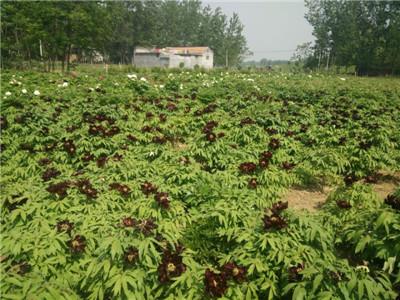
[0,1,249,71]
[300,0,400,75]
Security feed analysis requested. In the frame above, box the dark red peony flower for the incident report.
[124,247,139,265]
[344,174,357,186]
[266,128,278,135]
[260,151,273,160]
[155,192,170,209]
[195,103,217,116]
[38,158,52,166]
[122,217,137,227]
[248,178,258,189]
[269,138,280,150]
[76,179,98,199]
[240,117,255,126]
[285,130,295,137]
[384,194,400,210]
[158,248,186,283]
[336,200,352,209]
[202,121,218,134]
[271,201,288,215]
[68,235,86,254]
[217,132,225,138]
[63,139,76,155]
[282,161,296,170]
[46,181,70,198]
[166,102,177,111]
[204,269,228,298]
[288,263,304,282]
[104,126,120,137]
[259,158,269,169]
[141,181,158,196]
[94,113,107,122]
[127,134,138,142]
[82,152,94,162]
[153,136,167,144]
[221,262,247,283]
[42,167,61,182]
[110,183,131,197]
[66,125,78,133]
[141,125,153,133]
[136,218,157,235]
[205,132,217,142]
[146,112,154,119]
[96,154,108,168]
[57,220,74,234]
[239,162,257,174]
[263,214,288,230]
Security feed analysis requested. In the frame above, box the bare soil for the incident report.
[283,172,399,212]
[370,172,400,200]
[283,185,334,212]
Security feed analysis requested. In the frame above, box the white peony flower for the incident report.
[127,74,137,79]
[22,89,27,94]
[62,82,69,87]
[140,77,147,82]
[308,75,312,78]
[5,91,11,96]
[34,90,40,96]
[340,77,346,81]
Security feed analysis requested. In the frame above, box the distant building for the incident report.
[133,47,213,69]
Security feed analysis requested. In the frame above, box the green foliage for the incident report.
[1,70,400,299]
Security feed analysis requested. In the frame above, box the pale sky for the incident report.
[203,1,315,61]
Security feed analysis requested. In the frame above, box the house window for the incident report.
[206,56,209,60]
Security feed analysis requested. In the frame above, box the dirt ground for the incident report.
[282,185,333,212]
[282,172,399,212]
[371,172,400,200]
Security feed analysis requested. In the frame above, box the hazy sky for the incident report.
[203,1,315,61]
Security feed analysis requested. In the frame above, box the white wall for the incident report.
[168,50,213,69]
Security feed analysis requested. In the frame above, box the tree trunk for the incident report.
[66,44,72,72]
[61,48,66,73]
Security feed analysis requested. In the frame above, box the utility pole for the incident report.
[225,49,228,68]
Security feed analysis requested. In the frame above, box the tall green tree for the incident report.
[305,0,400,75]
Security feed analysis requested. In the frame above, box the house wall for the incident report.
[168,51,213,69]
[133,48,214,69]
[133,54,169,68]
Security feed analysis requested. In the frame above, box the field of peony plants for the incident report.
[1,69,400,299]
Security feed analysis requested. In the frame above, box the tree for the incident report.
[0,0,250,69]
[305,0,400,75]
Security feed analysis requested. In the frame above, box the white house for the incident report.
[133,47,213,69]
